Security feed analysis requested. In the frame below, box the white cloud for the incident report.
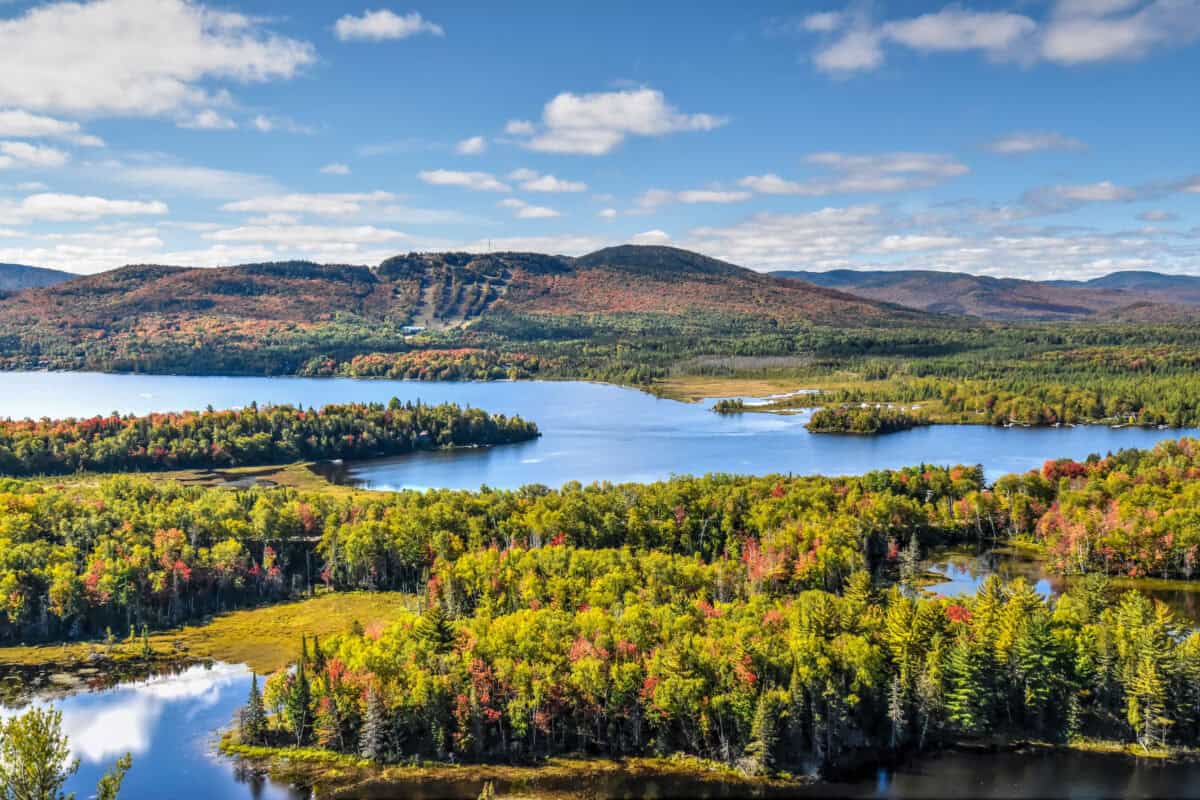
[508,169,587,192]
[987,131,1087,154]
[0,141,69,169]
[804,11,845,32]
[455,135,487,155]
[1048,180,1137,202]
[636,188,751,209]
[876,234,962,251]
[221,191,395,216]
[741,151,968,196]
[334,10,443,41]
[2,192,168,222]
[499,197,561,219]
[252,115,273,132]
[0,0,315,116]
[0,110,103,146]
[320,163,351,175]
[630,229,672,245]
[110,164,281,199]
[598,208,618,219]
[207,223,406,246]
[805,1,1200,74]
[418,169,510,192]
[1041,0,1200,64]
[1138,209,1178,222]
[814,28,885,73]
[882,8,1036,54]
[512,88,727,155]
[504,119,535,136]
[177,109,237,130]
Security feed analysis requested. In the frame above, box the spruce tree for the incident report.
[284,662,312,746]
[359,686,388,761]
[415,602,455,654]
[240,672,267,745]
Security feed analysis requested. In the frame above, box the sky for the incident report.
[0,0,1197,278]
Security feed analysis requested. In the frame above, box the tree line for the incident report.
[0,399,538,476]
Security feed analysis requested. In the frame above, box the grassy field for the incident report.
[0,590,414,676]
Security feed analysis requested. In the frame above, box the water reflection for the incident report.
[1,664,305,800]
[925,546,1200,625]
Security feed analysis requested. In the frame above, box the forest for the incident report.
[6,438,1200,646]
[806,406,930,435]
[0,399,538,476]
[240,564,1198,772]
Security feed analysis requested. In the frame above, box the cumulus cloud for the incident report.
[509,88,727,155]
[334,10,443,41]
[598,208,618,219]
[0,141,69,169]
[0,0,315,116]
[987,131,1087,154]
[1,192,168,222]
[418,169,510,192]
[0,110,103,146]
[803,1,1200,74]
[455,135,487,155]
[741,151,968,196]
[499,197,561,219]
[508,169,587,192]
[177,109,237,130]
[320,163,351,175]
[630,229,672,245]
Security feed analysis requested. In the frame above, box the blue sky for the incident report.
[0,0,1197,277]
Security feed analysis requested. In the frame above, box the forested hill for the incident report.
[0,262,76,292]
[772,267,1200,321]
[0,246,941,374]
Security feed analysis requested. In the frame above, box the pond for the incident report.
[924,545,1200,625]
[3,371,1197,489]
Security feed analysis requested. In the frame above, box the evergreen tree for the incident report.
[415,603,455,654]
[240,673,267,745]
[945,632,988,736]
[284,662,312,746]
[359,686,389,761]
[742,690,785,776]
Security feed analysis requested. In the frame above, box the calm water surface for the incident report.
[2,371,1196,488]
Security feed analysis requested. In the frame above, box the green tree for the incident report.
[240,673,267,745]
[0,707,131,800]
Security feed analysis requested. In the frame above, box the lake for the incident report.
[2,371,1197,489]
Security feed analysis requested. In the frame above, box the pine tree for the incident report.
[742,690,785,775]
[899,534,921,594]
[945,632,987,736]
[311,634,327,674]
[240,672,267,745]
[359,686,388,761]
[284,662,312,746]
[415,602,455,654]
[140,624,152,658]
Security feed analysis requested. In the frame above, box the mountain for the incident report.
[771,268,1198,321]
[1046,271,1200,306]
[0,263,76,292]
[0,246,938,374]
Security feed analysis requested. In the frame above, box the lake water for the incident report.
[2,371,1196,489]
[925,545,1200,626]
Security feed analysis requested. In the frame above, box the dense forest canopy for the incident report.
[5,439,1200,646]
[0,399,538,476]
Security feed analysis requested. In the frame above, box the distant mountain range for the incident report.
[771,268,1200,321]
[0,263,76,292]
